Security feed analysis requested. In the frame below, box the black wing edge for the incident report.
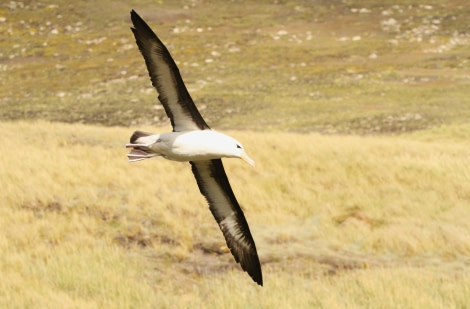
[190,159,263,286]
[129,10,210,131]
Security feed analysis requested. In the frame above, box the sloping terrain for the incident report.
[1,0,469,132]
[1,1,470,308]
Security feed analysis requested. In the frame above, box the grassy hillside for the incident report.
[1,121,470,308]
[1,0,469,133]
[2,0,470,307]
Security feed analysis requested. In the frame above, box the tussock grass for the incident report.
[1,121,470,307]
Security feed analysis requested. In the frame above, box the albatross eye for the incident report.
[236,144,242,149]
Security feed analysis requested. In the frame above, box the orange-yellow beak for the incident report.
[240,151,255,167]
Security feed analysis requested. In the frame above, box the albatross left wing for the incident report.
[190,159,263,286]
[130,10,210,132]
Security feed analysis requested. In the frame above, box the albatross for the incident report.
[126,10,262,286]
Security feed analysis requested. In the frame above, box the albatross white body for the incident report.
[127,130,255,165]
[125,10,262,286]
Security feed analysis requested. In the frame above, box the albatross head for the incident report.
[206,131,255,166]
[234,142,255,167]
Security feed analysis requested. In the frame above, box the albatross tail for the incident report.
[126,131,161,162]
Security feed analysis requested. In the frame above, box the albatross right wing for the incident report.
[130,10,210,132]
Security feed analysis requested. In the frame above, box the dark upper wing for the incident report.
[190,159,262,286]
[130,10,210,132]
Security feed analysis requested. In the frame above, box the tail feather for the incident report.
[130,130,153,144]
[126,131,160,162]
[127,148,158,162]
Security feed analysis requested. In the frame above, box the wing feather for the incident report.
[190,160,263,286]
[130,10,210,132]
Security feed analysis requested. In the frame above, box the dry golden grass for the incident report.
[1,120,470,308]
[2,1,470,307]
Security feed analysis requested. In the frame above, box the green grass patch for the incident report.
[1,0,469,133]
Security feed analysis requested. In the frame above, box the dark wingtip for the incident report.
[130,10,147,30]
[227,243,262,286]
[129,9,160,44]
[252,269,263,286]
[130,9,138,19]
[246,256,263,286]
[130,9,141,27]
[130,9,137,23]
[234,246,262,286]
[130,10,137,32]
[255,265,263,286]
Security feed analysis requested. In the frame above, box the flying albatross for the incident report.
[126,10,262,286]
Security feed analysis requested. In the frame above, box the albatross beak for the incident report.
[240,151,255,167]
